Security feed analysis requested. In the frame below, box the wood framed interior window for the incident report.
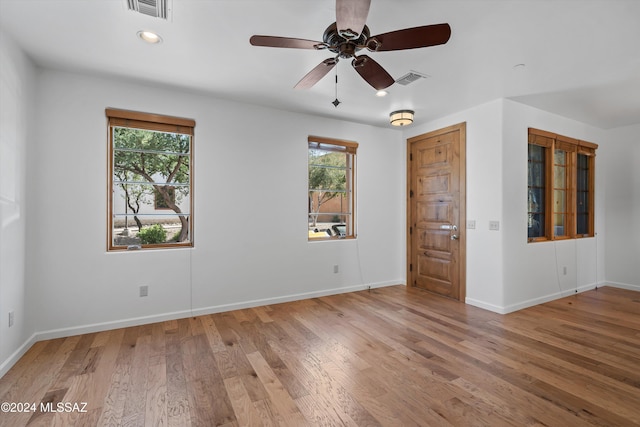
[308,136,357,240]
[527,128,597,243]
[107,108,194,251]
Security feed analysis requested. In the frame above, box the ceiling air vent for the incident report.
[126,0,169,20]
[395,71,430,86]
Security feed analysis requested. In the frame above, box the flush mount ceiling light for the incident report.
[376,90,388,97]
[390,110,414,126]
[137,30,162,44]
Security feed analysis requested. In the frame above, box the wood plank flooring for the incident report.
[1,285,639,426]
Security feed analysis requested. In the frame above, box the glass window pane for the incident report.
[528,188,545,213]
[528,143,547,239]
[577,153,588,168]
[554,165,566,188]
[114,153,190,184]
[308,140,355,239]
[577,169,588,190]
[552,148,568,238]
[577,213,588,235]
[113,182,154,216]
[577,154,589,190]
[530,163,544,186]
[112,213,191,247]
[576,192,588,214]
[113,127,191,153]
[576,153,591,236]
[109,111,193,250]
[554,189,566,212]
[528,144,544,161]
[554,213,566,237]
[528,213,545,238]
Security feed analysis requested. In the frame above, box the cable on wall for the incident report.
[574,236,579,294]
[553,240,564,296]
[189,246,194,318]
[593,232,600,291]
[355,237,369,291]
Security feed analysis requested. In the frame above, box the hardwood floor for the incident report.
[1,285,639,426]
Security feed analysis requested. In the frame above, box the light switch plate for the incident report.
[489,221,500,231]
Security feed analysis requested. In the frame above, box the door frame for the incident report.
[406,122,467,302]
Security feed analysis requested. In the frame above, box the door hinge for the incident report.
[409,226,412,235]
[410,153,413,161]
[410,190,414,198]
[409,263,413,272]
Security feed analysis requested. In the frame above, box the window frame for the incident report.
[527,128,597,243]
[308,135,357,241]
[106,108,195,251]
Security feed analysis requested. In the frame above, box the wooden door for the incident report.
[407,123,466,301]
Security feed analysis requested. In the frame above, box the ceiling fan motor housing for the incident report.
[323,23,370,58]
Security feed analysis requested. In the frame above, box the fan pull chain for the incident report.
[332,68,341,107]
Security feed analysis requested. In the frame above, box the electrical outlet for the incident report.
[139,285,149,297]
[489,221,500,231]
[467,220,476,229]
[8,311,15,327]
[333,264,339,274]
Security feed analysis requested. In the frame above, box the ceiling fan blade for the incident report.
[336,0,371,39]
[295,58,338,89]
[368,23,451,51]
[351,55,394,90]
[250,35,324,49]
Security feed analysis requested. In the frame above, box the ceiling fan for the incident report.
[249,0,451,90]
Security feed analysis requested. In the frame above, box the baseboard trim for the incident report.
[604,281,640,292]
[1,280,402,377]
[503,283,600,313]
[465,298,507,314]
[466,282,605,315]
[188,280,402,318]
[0,333,38,378]
[36,281,401,342]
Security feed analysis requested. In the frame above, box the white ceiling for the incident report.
[1,0,639,129]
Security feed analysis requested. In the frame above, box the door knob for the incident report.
[451,234,459,240]
[439,224,458,231]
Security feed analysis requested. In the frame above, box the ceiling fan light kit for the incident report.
[390,110,414,126]
[249,0,450,91]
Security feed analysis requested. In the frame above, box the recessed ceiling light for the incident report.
[137,30,162,44]
[376,90,388,97]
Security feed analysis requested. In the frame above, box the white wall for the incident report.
[0,30,37,374]
[501,99,607,311]
[25,69,405,341]
[602,124,640,290]
[404,99,618,313]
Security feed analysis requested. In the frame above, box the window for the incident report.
[527,128,597,242]
[308,136,357,240]
[107,109,194,250]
